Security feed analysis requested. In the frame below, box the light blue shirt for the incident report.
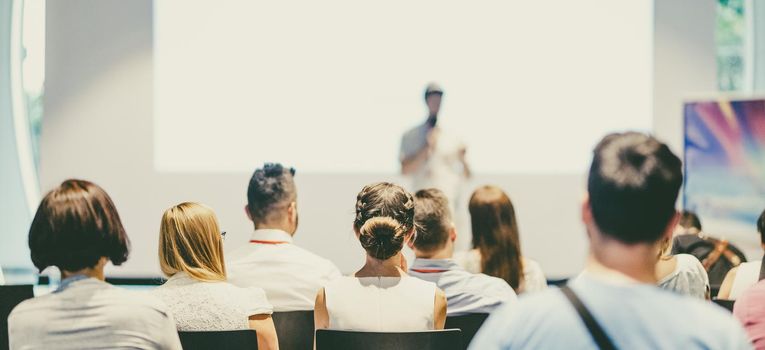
[409,258,516,316]
[9,275,182,350]
[469,273,752,350]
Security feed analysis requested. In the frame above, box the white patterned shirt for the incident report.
[152,272,272,331]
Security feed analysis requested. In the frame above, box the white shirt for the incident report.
[400,123,466,203]
[152,272,273,331]
[454,249,548,293]
[730,260,762,300]
[227,229,342,311]
[658,254,710,299]
[0,265,4,285]
[8,275,182,350]
[324,275,437,332]
[409,258,516,316]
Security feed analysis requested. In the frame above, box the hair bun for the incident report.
[263,163,284,177]
[359,217,405,260]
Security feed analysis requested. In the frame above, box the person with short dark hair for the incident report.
[470,132,750,349]
[400,83,471,205]
[718,209,765,300]
[408,188,516,315]
[314,182,447,331]
[677,210,703,234]
[8,179,182,350]
[227,163,341,312]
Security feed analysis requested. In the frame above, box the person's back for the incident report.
[734,279,765,348]
[8,180,181,350]
[471,273,749,349]
[657,253,709,299]
[228,163,341,311]
[314,182,447,333]
[10,276,180,350]
[409,260,515,316]
[227,229,340,311]
[153,272,272,331]
[469,132,750,349]
[324,275,437,331]
[407,188,516,316]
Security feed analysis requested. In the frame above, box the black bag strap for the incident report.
[560,285,618,350]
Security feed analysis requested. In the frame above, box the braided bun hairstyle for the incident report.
[354,182,415,260]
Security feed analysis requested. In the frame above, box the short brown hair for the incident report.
[29,179,130,272]
[354,182,414,260]
[413,189,452,252]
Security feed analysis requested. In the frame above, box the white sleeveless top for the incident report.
[324,276,437,332]
[730,261,761,300]
[152,272,273,331]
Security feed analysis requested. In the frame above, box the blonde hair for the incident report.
[159,202,226,282]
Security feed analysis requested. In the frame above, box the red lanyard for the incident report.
[250,240,289,245]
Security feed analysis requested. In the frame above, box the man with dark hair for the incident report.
[227,163,341,311]
[470,132,750,349]
[408,189,516,315]
[400,83,471,206]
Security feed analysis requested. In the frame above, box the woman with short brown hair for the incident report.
[9,179,181,350]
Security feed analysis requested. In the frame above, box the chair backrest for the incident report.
[271,310,315,350]
[713,299,735,312]
[1,285,34,350]
[315,329,462,350]
[178,330,258,350]
[444,313,489,349]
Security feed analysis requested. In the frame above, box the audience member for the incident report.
[734,280,765,349]
[672,210,746,291]
[227,163,341,311]
[469,132,750,349]
[408,188,516,315]
[8,180,182,350]
[674,210,704,236]
[314,182,447,331]
[152,202,278,350]
[719,209,765,300]
[455,185,547,293]
[655,234,710,299]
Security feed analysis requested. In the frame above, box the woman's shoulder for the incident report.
[675,254,705,273]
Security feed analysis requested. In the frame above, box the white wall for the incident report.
[39,0,718,278]
[653,0,717,155]
[0,0,34,269]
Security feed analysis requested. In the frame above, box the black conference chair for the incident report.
[271,310,314,350]
[445,313,489,349]
[1,285,35,350]
[315,329,462,350]
[712,298,735,312]
[178,330,258,350]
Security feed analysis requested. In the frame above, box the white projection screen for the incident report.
[154,0,652,174]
